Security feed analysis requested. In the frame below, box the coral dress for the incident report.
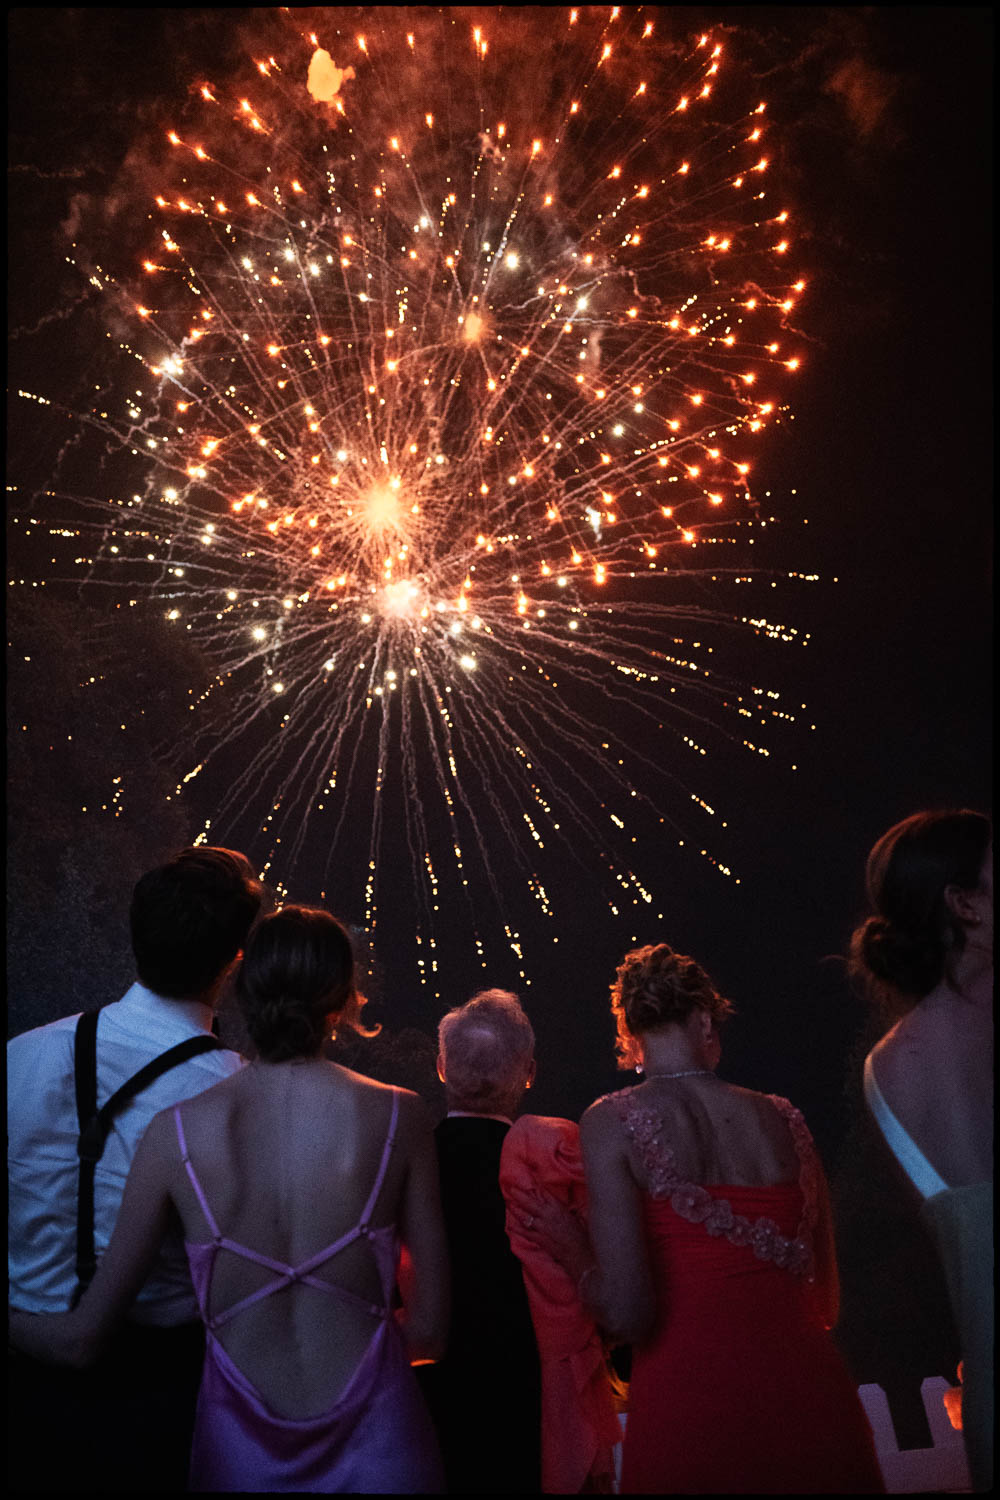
[613,1088,884,1494]
[174,1094,443,1493]
[499,1114,622,1494]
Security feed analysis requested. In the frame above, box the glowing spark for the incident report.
[23,10,808,985]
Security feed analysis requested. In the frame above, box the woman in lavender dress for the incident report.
[11,906,448,1492]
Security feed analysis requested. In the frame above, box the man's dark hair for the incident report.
[130,847,265,998]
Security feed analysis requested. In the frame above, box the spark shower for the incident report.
[17,8,812,992]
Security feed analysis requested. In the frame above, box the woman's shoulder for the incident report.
[388,1081,431,1128]
[330,1060,395,1093]
[757,1091,817,1159]
[164,1060,250,1127]
[867,1022,903,1086]
[871,983,975,1059]
[148,1067,242,1152]
[581,1083,684,1159]
[332,1068,430,1133]
[756,1086,807,1122]
[579,1088,644,1152]
[582,1085,641,1127]
[143,1096,199,1170]
[868,1007,939,1097]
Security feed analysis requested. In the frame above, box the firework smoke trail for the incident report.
[25,8,812,991]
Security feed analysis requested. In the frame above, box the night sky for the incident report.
[8,6,993,1172]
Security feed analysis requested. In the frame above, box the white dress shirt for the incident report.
[7,982,243,1324]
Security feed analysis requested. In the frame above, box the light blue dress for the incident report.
[864,1054,993,1491]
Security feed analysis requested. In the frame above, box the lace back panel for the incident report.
[609,1087,817,1279]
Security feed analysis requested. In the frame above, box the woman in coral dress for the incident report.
[511,943,884,1494]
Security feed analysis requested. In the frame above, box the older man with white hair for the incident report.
[417,989,542,1493]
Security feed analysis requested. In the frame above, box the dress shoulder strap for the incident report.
[862,1053,949,1200]
[608,1085,683,1196]
[171,1103,394,1331]
[357,1089,401,1231]
[174,1105,223,1240]
[765,1093,821,1230]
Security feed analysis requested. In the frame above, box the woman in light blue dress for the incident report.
[851,809,992,1492]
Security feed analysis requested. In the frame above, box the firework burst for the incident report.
[17,8,812,992]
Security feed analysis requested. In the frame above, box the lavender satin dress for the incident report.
[174,1094,443,1492]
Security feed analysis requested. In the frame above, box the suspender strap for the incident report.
[73,1009,102,1302]
[72,1008,223,1304]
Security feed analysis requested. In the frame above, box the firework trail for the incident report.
[18,8,811,991]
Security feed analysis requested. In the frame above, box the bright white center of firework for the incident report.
[360,482,408,538]
[379,578,423,619]
[463,311,485,342]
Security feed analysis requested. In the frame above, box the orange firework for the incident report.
[19,9,812,991]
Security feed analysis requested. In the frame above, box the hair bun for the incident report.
[857,915,942,995]
[850,808,991,1007]
[237,905,361,1063]
[250,990,322,1060]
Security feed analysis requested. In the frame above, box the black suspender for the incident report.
[72,1007,223,1306]
[73,1008,101,1304]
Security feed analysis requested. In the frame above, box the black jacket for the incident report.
[417,1116,542,1494]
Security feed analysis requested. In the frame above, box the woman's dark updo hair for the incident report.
[849,809,991,1011]
[237,905,377,1063]
[611,942,734,1070]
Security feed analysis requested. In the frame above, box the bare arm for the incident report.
[9,1112,176,1368]
[577,1099,655,1344]
[505,1106,654,1343]
[395,1095,449,1362]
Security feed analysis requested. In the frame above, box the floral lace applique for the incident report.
[603,1086,815,1279]
[765,1093,820,1234]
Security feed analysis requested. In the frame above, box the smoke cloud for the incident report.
[307,49,356,107]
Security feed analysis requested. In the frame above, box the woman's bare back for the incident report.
[621,1077,801,1189]
[870,990,993,1189]
[163,1061,416,1419]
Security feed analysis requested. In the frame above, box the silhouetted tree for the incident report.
[7,594,199,1034]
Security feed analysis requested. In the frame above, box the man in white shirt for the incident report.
[7,846,265,1492]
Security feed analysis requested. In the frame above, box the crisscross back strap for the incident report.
[207,1257,389,1330]
[173,1090,401,1329]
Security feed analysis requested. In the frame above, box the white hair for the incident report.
[438,989,535,1113]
